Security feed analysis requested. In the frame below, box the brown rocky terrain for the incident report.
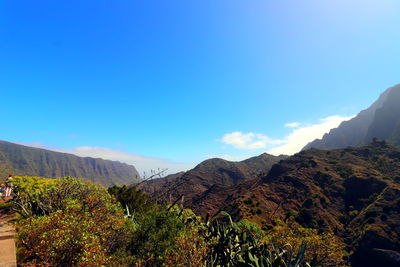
[139,153,286,203]
[180,140,400,267]
[139,140,400,266]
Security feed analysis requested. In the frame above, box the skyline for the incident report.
[2,1,400,174]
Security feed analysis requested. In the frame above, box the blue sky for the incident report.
[1,0,400,174]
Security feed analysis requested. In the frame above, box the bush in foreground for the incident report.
[14,177,129,266]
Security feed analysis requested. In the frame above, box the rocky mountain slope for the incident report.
[303,84,400,150]
[139,153,286,201]
[138,172,185,195]
[187,140,400,267]
[0,140,140,187]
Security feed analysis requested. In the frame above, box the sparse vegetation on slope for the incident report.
[139,153,286,212]
[188,140,400,266]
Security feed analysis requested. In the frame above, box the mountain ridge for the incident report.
[139,153,286,200]
[303,84,400,150]
[180,141,400,267]
[0,140,141,186]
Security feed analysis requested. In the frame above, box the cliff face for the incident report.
[365,87,400,146]
[0,140,140,187]
[303,84,400,150]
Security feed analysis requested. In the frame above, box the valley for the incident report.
[2,85,400,266]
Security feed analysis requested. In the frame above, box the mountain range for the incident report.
[226,141,400,267]
[158,141,400,266]
[2,83,400,265]
[139,84,400,266]
[304,84,400,150]
[0,140,140,186]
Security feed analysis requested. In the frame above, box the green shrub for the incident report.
[15,177,129,266]
[263,221,348,266]
[128,205,184,265]
[334,166,354,179]
[108,185,152,214]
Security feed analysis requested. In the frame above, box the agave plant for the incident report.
[204,212,311,267]
[124,205,139,230]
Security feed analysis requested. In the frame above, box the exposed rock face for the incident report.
[0,140,140,187]
[365,87,400,146]
[303,84,400,150]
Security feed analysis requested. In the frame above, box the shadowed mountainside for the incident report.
[303,84,400,150]
[0,140,140,187]
[186,140,400,267]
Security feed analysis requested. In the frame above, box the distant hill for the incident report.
[0,140,140,187]
[139,153,286,203]
[138,172,185,195]
[187,140,400,267]
[303,84,400,150]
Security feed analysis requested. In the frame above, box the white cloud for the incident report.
[16,114,354,176]
[268,115,354,156]
[16,142,195,176]
[221,132,284,149]
[284,122,301,128]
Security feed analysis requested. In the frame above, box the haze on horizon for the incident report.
[1,0,400,174]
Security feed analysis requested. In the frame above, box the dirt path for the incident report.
[0,204,17,267]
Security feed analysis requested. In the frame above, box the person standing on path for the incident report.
[4,175,13,198]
